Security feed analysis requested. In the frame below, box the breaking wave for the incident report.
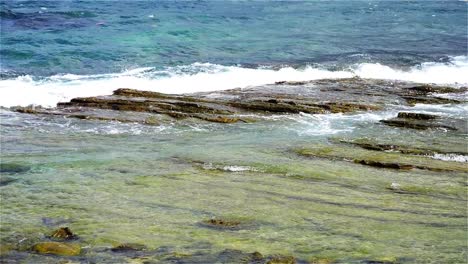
[0,56,466,107]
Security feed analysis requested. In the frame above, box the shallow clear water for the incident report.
[1,102,467,263]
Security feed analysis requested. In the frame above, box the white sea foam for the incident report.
[353,56,468,85]
[290,110,397,136]
[432,153,468,163]
[1,56,467,107]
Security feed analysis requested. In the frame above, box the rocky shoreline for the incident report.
[2,78,467,263]
[11,78,466,126]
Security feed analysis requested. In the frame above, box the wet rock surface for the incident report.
[50,227,77,240]
[380,112,466,132]
[11,78,466,125]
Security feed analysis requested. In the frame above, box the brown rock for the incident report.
[50,227,76,240]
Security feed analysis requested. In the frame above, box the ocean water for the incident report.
[1,1,468,263]
[0,0,467,106]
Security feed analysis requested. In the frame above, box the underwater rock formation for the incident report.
[32,242,81,256]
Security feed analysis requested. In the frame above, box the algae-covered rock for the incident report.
[32,242,81,256]
[266,255,296,264]
[201,218,242,229]
[50,227,76,240]
[334,137,468,157]
[217,249,265,263]
[0,244,13,256]
[364,256,398,264]
[308,256,336,264]
[295,144,468,172]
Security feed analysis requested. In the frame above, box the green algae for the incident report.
[1,104,467,263]
[295,144,468,173]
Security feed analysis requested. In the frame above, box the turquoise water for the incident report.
[1,1,466,76]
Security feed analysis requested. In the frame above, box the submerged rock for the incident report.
[111,243,147,252]
[266,255,296,264]
[296,144,468,172]
[0,163,30,174]
[32,242,81,256]
[308,256,336,264]
[201,218,242,229]
[386,183,433,195]
[0,244,13,256]
[0,177,18,186]
[355,160,414,170]
[163,249,266,264]
[335,137,468,157]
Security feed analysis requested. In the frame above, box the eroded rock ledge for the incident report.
[11,78,466,125]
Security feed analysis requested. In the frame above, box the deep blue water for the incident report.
[1,0,467,77]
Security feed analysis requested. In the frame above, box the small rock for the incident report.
[251,251,263,260]
[397,112,438,120]
[201,218,242,229]
[50,227,76,240]
[33,242,81,256]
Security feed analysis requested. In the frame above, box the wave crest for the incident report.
[0,57,466,107]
